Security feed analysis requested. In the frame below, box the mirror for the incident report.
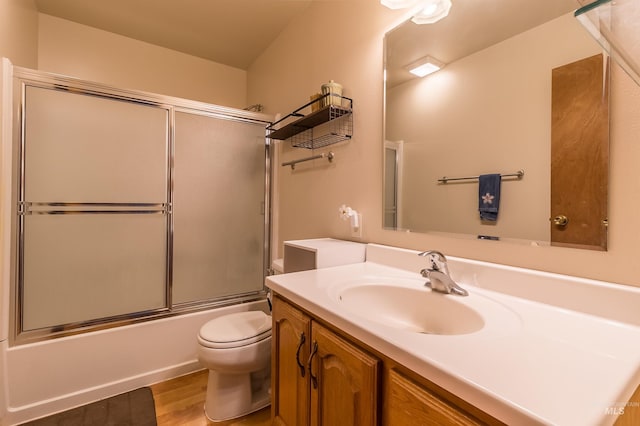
[383,0,610,250]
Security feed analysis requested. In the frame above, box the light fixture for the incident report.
[380,0,420,9]
[405,56,445,77]
[411,0,452,24]
[380,0,452,25]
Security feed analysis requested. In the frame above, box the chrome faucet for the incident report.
[418,250,468,296]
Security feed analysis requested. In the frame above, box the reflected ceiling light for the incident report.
[406,56,445,77]
[380,0,420,9]
[380,0,452,25]
[411,0,452,24]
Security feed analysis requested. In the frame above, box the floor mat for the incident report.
[22,387,157,426]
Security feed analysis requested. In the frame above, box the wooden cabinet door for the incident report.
[309,322,380,426]
[272,296,312,426]
[386,369,482,426]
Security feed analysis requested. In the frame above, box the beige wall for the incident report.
[387,13,600,242]
[0,0,38,245]
[248,2,640,287]
[0,0,39,69]
[0,1,39,420]
[38,14,248,108]
[1,0,39,331]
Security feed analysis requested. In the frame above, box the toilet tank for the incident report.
[283,238,366,273]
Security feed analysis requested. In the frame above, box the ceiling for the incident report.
[34,0,585,76]
[34,0,314,70]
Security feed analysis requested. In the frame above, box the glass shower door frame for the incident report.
[11,67,273,344]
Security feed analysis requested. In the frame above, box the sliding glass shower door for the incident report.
[172,111,267,305]
[14,71,270,342]
[20,85,170,331]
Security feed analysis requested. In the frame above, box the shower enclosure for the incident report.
[10,67,272,343]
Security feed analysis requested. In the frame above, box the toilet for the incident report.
[197,310,272,422]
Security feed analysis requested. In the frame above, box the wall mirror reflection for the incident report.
[383,0,610,251]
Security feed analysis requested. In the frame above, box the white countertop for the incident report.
[266,258,640,426]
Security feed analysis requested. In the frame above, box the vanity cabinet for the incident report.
[386,368,480,425]
[271,295,379,426]
[272,295,501,426]
[272,295,311,425]
[309,321,379,425]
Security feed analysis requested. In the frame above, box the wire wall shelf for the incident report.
[267,95,353,150]
[291,108,352,149]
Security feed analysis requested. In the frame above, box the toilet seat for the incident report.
[199,311,272,349]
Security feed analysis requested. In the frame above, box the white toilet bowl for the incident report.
[197,310,272,422]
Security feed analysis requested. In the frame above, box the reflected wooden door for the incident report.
[551,53,609,250]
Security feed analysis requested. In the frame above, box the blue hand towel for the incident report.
[478,174,501,222]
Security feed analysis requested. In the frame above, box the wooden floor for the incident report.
[151,370,272,426]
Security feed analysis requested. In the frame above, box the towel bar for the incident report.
[438,170,524,184]
[282,151,334,170]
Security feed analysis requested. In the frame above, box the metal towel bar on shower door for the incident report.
[18,202,170,215]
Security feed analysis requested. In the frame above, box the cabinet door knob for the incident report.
[307,341,319,389]
[295,332,306,377]
[553,215,569,226]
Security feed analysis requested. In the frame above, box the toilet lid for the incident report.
[199,311,272,349]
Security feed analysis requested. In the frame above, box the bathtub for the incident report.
[0,300,269,425]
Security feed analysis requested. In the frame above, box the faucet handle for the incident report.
[418,250,467,296]
[418,250,447,271]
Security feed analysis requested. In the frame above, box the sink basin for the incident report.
[335,283,484,335]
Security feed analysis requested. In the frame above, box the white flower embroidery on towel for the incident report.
[482,193,495,205]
